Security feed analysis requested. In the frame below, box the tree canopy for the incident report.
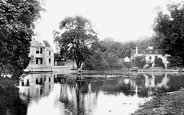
[54,15,98,69]
[0,0,42,79]
[153,3,184,67]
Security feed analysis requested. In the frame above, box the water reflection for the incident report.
[19,73,54,102]
[17,72,184,115]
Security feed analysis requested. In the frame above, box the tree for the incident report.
[154,57,165,68]
[83,41,107,70]
[132,56,146,68]
[54,15,98,69]
[153,3,184,67]
[0,0,42,79]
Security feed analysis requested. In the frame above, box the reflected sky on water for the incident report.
[16,72,184,115]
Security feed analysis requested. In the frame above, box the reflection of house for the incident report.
[19,73,54,100]
[131,46,169,68]
[26,38,54,70]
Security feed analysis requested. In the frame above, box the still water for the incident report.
[1,72,184,115]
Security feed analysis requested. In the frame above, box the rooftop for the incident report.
[43,40,51,47]
[30,38,45,47]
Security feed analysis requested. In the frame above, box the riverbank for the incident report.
[132,88,184,115]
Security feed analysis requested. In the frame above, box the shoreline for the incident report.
[132,88,184,115]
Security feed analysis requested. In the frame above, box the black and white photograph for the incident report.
[1,0,184,115]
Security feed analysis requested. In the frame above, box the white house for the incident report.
[131,46,169,68]
[26,38,54,71]
[28,38,46,67]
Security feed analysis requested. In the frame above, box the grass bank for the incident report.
[132,88,184,115]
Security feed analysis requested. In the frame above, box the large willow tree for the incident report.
[153,3,184,67]
[0,0,42,79]
[54,16,98,69]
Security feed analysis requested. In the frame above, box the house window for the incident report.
[36,58,43,64]
[36,48,39,54]
[40,48,42,54]
[49,51,51,55]
[149,51,152,54]
[155,51,158,54]
[142,51,145,54]
[149,56,152,60]
[49,58,51,64]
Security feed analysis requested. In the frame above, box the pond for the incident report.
[1,72,184,115]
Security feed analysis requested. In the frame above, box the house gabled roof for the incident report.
[31,38,45,47]
[43,40,51,47]
[43,40,54,52]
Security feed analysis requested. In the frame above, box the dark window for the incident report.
[36,58,39,64]
[36,78,38,84]
[22,81,24,86]
[40,58,43,64]
[36,58,43,64]
[36,48,39,54]
[40,48,42,54]
[40,88,42,95]
[149,56,152,60]
[49,58,51,64]
[49,51,51,55]
[40,78,42,85]
[49,77,51,82]
[27,79,29,86]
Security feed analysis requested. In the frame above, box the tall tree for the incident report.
[54,15,98,69]
[0,0,42,79]
[153,3,184,67]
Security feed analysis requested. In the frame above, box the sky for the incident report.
[34,0,183,51]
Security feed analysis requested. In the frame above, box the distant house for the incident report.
[131,46,169,68]
[26,38,54,70]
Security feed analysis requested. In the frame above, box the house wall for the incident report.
[44,48,54,67]
[28,46,46,67]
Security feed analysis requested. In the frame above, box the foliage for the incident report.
[83,41,107,70]
[54,53,63,61]
[0,81,27,115]
[154,57,165,68]
[153,3,184,67]
[83,39,124,70]
[54,15,98,68]
[132,56,146,68]
[0,0,42,79]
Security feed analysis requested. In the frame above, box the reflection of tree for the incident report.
[76,81,86,115]
[154,74,165,85]
[0,83,27,115]
[135,74,145,86]
[60,80,94,115]
[168,74,184,91]
[101,78,135,96]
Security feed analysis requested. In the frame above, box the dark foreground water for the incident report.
[1,72,184,115]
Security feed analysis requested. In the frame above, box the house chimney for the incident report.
[136,47,138,55]
[148,46,153,49]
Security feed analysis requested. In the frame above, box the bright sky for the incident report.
[34,0,183,51]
